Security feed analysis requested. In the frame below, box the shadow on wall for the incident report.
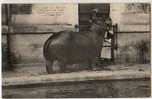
[116,39,150,64]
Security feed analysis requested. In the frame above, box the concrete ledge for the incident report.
[3,69,150,87]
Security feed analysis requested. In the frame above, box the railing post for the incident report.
[6,4,13,70]
[111,24,118,64]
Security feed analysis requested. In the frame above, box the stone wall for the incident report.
[4,4,78,65]
[110,3,150,64]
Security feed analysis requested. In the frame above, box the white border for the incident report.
[0,3,2,99]
[0,0,152,4]
[0,0,151,98]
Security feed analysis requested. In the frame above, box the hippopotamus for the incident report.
[43,19,106,73]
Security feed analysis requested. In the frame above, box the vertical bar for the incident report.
[111,24,118,64]
[6,4,12,69]
[111,25,115,63]
[115,24,118,50]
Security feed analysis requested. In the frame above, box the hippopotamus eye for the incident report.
[97,21,102,25]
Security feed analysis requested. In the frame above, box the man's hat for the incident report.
[92,9,98,13]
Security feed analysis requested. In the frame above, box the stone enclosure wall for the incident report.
[3,79,151,98]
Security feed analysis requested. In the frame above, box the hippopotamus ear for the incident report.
[89,19,93,24]
[74,24,79,28]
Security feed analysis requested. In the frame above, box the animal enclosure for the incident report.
[2,3,151,98]
[2,4,150,68]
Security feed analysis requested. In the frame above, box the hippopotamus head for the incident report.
[90,18,105,35]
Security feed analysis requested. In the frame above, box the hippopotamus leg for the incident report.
[82,59,96,70]
[46,60,65,73]
[90,59,98,71]
[50,60,66,73]
[59,61,66,73]
[45,60,53,74]
[84,60,93,70]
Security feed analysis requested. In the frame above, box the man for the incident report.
[104,17,114,40]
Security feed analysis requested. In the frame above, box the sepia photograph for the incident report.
[1,2,151,98]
